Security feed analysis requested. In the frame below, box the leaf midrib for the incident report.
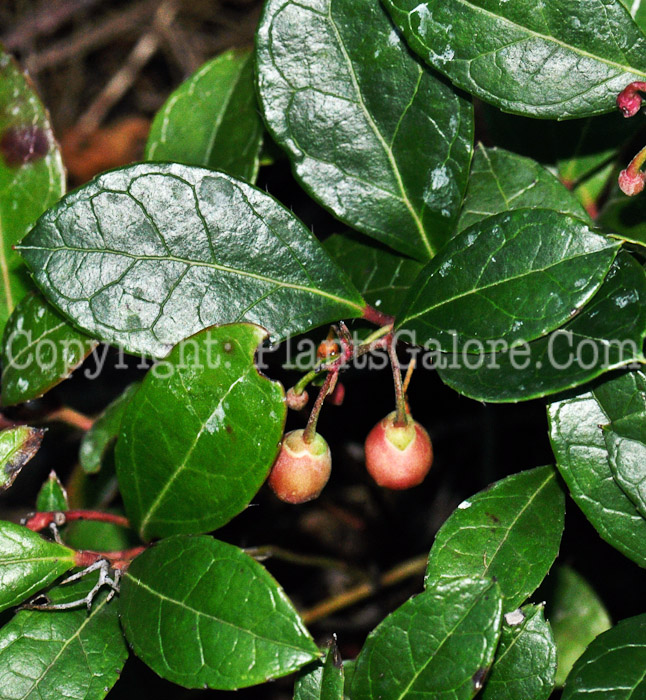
[431,0,646,81]
[126,573,313,656]
[14,595,112,698]
[390,582,499,700]
[401,236,618,325]
[328,0,433,258]
[19,244,364,312]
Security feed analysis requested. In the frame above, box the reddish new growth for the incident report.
[619,145,646,197]
[617,82,646,117]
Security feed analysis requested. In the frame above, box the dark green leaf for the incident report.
[0,521,74,612]
[561,614,646,698]
[1,293,97,406]
[63,518,135,553]
[18,163,365,358]
[256,0,473,261]
[382,0,646,119]
[35,470,68,512]
[437,252,646,402]
[548,370,646,566]
[0,574,128,700]
[145,48,263,183]
[481,605,556,700]
[116,324,286,540]
[603,411,646,517]
[547,565,611,686]
[396,209,620,351]
[0,426,45,493]
[80,383,140,474]
[458,146,588,234]
[0,51,65,334]
[343,659,355,700]
[426,466,564,610]
[324,234,422,316]
[120,535,319,690]
[350,577,502,700]
[295,641,344,700]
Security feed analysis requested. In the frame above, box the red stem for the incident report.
[387,334,408,427]
[362,305,395,327]
[24,510,130,532]
[74,546,146,570]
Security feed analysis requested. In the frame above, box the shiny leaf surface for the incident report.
[115,324,286,540]
[426,466,564,610]
[548,370,646,566]
[397,209,619,351]
[18,163,365,357]
[256,0,473,261]
[120,535,319,690]
[383,0,646,118]
[146,48,263,183]
[1,293,97,406]
[350,577,502,700]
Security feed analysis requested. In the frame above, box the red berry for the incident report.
[619,168,646,196]
[364,412,433,490]
[268,429,332,504]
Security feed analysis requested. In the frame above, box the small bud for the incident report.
[617,90,643,118]
[268,429,332,504]
[364,412,433,490]
[286,387,309,411]
[327,381,345,406]
[619,168,646,196]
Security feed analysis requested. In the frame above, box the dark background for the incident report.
[1,1,645,697]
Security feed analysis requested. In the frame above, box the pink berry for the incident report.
[268,429,331,504]
[364,412,433,490]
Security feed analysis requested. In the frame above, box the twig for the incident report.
[75,0,180,135]
[300,554,427,625]
[24,509,129,532]
[23,0,162,74]
[46,406,94,432]
[244,545,361,577]
[3,0,104,50]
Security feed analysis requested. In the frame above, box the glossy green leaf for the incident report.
[548,370,646,566]
[295,642,344,700]
[1,293,97,406]
[396,209,620,351]
[145,48,263,183]
[561,614,646,698]
[382,0,646,119]
[324,234,422,316]
[0,521,74,612]
[0,426,44,493]
[0,51,65,334]
[80,382,140,474]
[18,163,365,358]
[603,411,646,517]
[0,574,127,700]
[63,518,135,553]
[426,466,564,610]
[481,605,556,700]
[120,535,319,690]
[256,0,473,261]
[116,324,286,540]
[35,470,68,512]
[350,577,502,700]
[547,565,611,686]
[458,146,588,234]
[437,252,646,402]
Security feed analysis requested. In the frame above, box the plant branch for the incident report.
[388,334,407,426]
[24,509,130,532]
[46,406,94,432]
[363,304,395,327]
[300,554,427,625]
[244,545,361,576]
[74,546,146,570]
